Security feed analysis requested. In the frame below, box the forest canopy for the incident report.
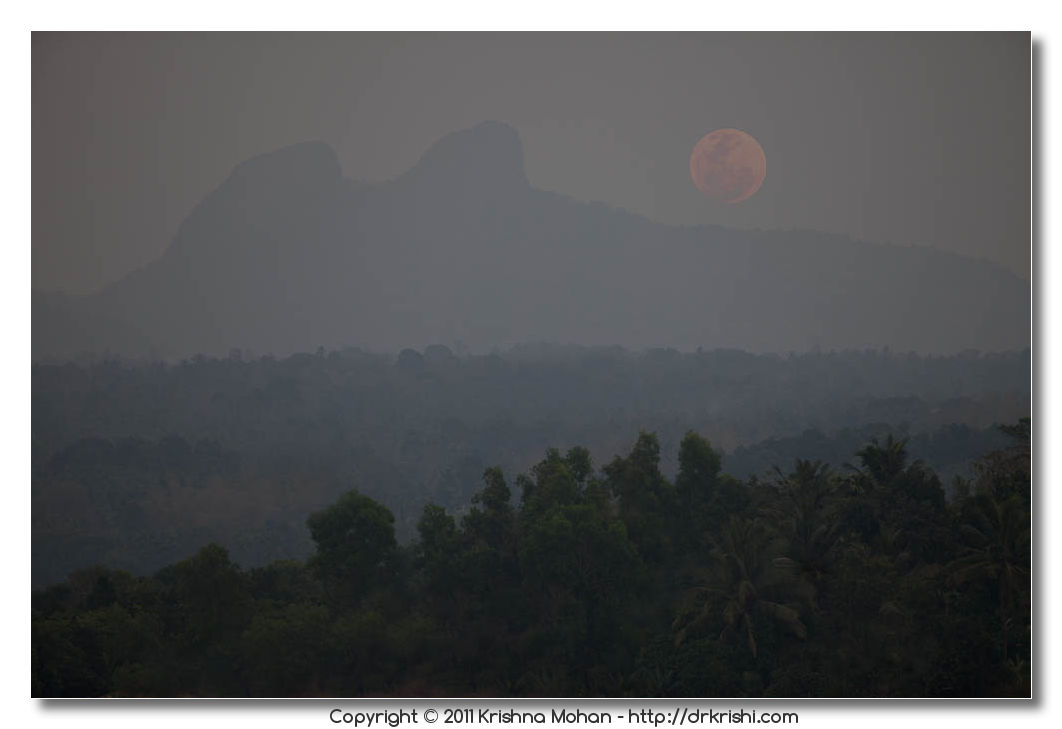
[32,421,1030,698]
[31,346,1028,586]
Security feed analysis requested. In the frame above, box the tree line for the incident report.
[32,420,1030,697]
[31,346,1028,587]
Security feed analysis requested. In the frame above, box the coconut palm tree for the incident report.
[768,460,842,586]
[949,491,1029,662]
[852,435,909,486]
[673,516,811,658]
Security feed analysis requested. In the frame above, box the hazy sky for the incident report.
[32,32,1030,294]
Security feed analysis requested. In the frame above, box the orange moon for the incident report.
[689,128,766,204]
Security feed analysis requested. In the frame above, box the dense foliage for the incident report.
[32,421,1030,697]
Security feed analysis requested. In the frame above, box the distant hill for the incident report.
[33,122,1030,360]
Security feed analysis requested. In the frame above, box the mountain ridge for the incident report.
[32,122,1030,360]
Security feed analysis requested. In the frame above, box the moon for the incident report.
[689,128,767,204]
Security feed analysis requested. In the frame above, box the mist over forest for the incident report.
[32,341,1032,697]
[32,344,1029,588]
[32,33,1031,699]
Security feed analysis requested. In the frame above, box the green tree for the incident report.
[769,460,842,587]
[674,516,811,660]
[974,418,1031,504]
[950,491,1029,666]
[603,431,676,562]
[521,448,582,515]
[849,436,949,565]
[167,544,253,648]
[307,490,397,605]
[675,431,727,545]
[240,602,332,695]
[415,503,460,596]
[852,434,909,486]
[150,543,254,694]
[463,466,515,549]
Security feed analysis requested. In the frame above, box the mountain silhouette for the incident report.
[33,121,1030,360]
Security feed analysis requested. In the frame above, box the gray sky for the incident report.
[32,32,1029,294]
